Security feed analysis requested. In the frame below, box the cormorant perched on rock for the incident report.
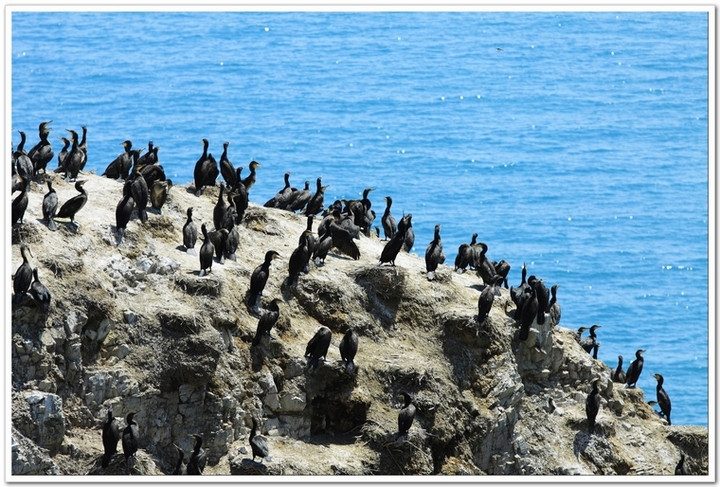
[29,268,51,314]
[474,242,498,286]
[14,131,34,182]
[613,355,626,384]
[56,136,71,173]
[519,281,538,341]
[339,328,359,373]
[115,192,134,244]
[381,196,397,241]
[492,260,511,289]
[288,181,312,213]
[78,125,88,164]
[122,412,139,466]
[225,224,239,262]
[250,418,269,463]
[547,284,561,326]
[187,434,207,475]
[199,224,215,277]
[401,213,415,252]
[532,277,550,326]
[326,218,361,261]
[252,298,282,346]
[208,228,229,265]
[193,139,218,195]
[219,142,237,188]
[585,379,601,435]
[397,392,416,437]
[103,140,133,180]
[56,180,88,228]
[129,170,149,224]
[28,121,54,176]
[304,177,327,216]
[379,212,409,266]
[675,453,690,475]
[183,207,198,256]
[511,263,529,309]
[625,349,646,388]
[63,129,86,182]
[241,160,261,191]
[580,325,601,359]
[172,444,187,475]
[13,244,33,304]
[213,183,229,231]
[455,233,478,272]
[42,179,58,231]
[139,160,166,188]
[264,172,292,208]
[231,168,249,224]
[477,275,504,324]
[136,141,158,167]
[150,179,170,213]
[287,230,313,286]
[11,177,29,226]
[305,326,332,370]
[653,373,671,425]
[249,250,281,309]
[102,409,121,469]
[425,224,446,281]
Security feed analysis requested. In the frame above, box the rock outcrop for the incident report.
[10,172,708,476]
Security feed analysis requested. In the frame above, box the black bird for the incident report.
[399,213,414,252]
[585,379,601,435]
[187,434,207,475]
[193,139,218,195]
[14,131,34,182]
[13,244,33,304]
[42,179,58,231]
[56,136,71,173]
[474,242,498,286]
[454,233,478,272]
[121,412,139,466]
[533,278,550,326]
[625,349,646,388]
[183,207,198,255]
[28,120,54,176]
[101,409,121,469]
[103,140,133,180]
[231,168,249,224]
[252,298,282,346]
[139,160,166,188]
[56,180,88,228]
[547,284,561,326]
[213,182,228,231]
[425,224,445,280]
[339,328,359,372]
[225,224,239,262]
[208,228,229,265]
[11,177,29,226]
[327,218,361,260]
[304,177,327,216]
[241,160,261,191]
[613,355,627,384]
[675,453,690,475]
[264,171,292,208]
[149,180,170,213]
[29,268,51,314]
[380,196,397,240]
[249,250,280,309]
[172,444,187,475]
[305,326,332,370]
[492,260,511,289]
[653,373,671,425]
[518,280,538,341]
[136,140,158,167]
[78,125,88,164]
[249,418,269,463]
[218,141,237,188]
[115,192,135,244]
[288,180,312,213]
[580,324,601,359]
[397,392,416,437]
[199,223,215,277]
[129,169,149,224]
[63,129,86,182]
[379,213,410,266]
[477,275,504,324]
[287,230,313,286]
[510,263,529,309]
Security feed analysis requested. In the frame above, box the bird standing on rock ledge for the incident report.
[397,392,416,438]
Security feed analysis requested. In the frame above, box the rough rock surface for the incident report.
[10,172,709,476]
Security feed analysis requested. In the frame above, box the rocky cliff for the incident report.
[10,172,708,476]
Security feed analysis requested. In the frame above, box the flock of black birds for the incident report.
[10,122,687,474]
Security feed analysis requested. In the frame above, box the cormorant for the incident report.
[129,170,149,223]
[193,139,218,195]
[248,250,281,309]
[115,192,135,244]
[287,230,313,286]
[102,409,121,469]
[28,121,53,176]
[533,278,550,326]
[491,260,511,289]
[63,129,86,182]
[477,275,504,324]
[225,224,239,262]
[121,412,139,466]
[11,177,29,226]
[379,212,409,266]
[264,172,292,208]
[518,279,538,341]
[474,242,498,286]
[580,324,601,359]
[13,244,33,304]
[585,379,601,435]
[139,160,166,187]
[149,180,170,213]
[42,179,58,231]
[56,180,88,228]
[249,418,269,463]
[305,326,332,370]
[424,224,445,280]
[397,392,416,437]
[102,140,133,180]
[339,328,359,373]
[303,177,327,216]
[381,196,397,241]
[136,141,158,167]
[252,298,282,346]
[613,355,626,384]
[241,160,260,191]
[78,125,88,164]
[510,262,530,312]
[14,131,34,181]
[625,349,646,388]
[454,233,478,272]
[208,228,229,265]
[231,168,249,224]
[400,213,415,252]
[187,434,207,475]
[653,373,671,425]
[288,181,312,213]
[213,183,229,231]
[29,268,51,314]
[56,136,71,173]
[547,284,561,326]
[199,223,215,277]
[327,218,361,261]
[219,141,237,188]
[172,444,187,475]
[183,207,198,255]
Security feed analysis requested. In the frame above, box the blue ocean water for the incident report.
[10,11,709,427]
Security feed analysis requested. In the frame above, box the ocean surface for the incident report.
[10,10,710,427]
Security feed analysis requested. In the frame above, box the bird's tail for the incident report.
[47,218,57,231]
